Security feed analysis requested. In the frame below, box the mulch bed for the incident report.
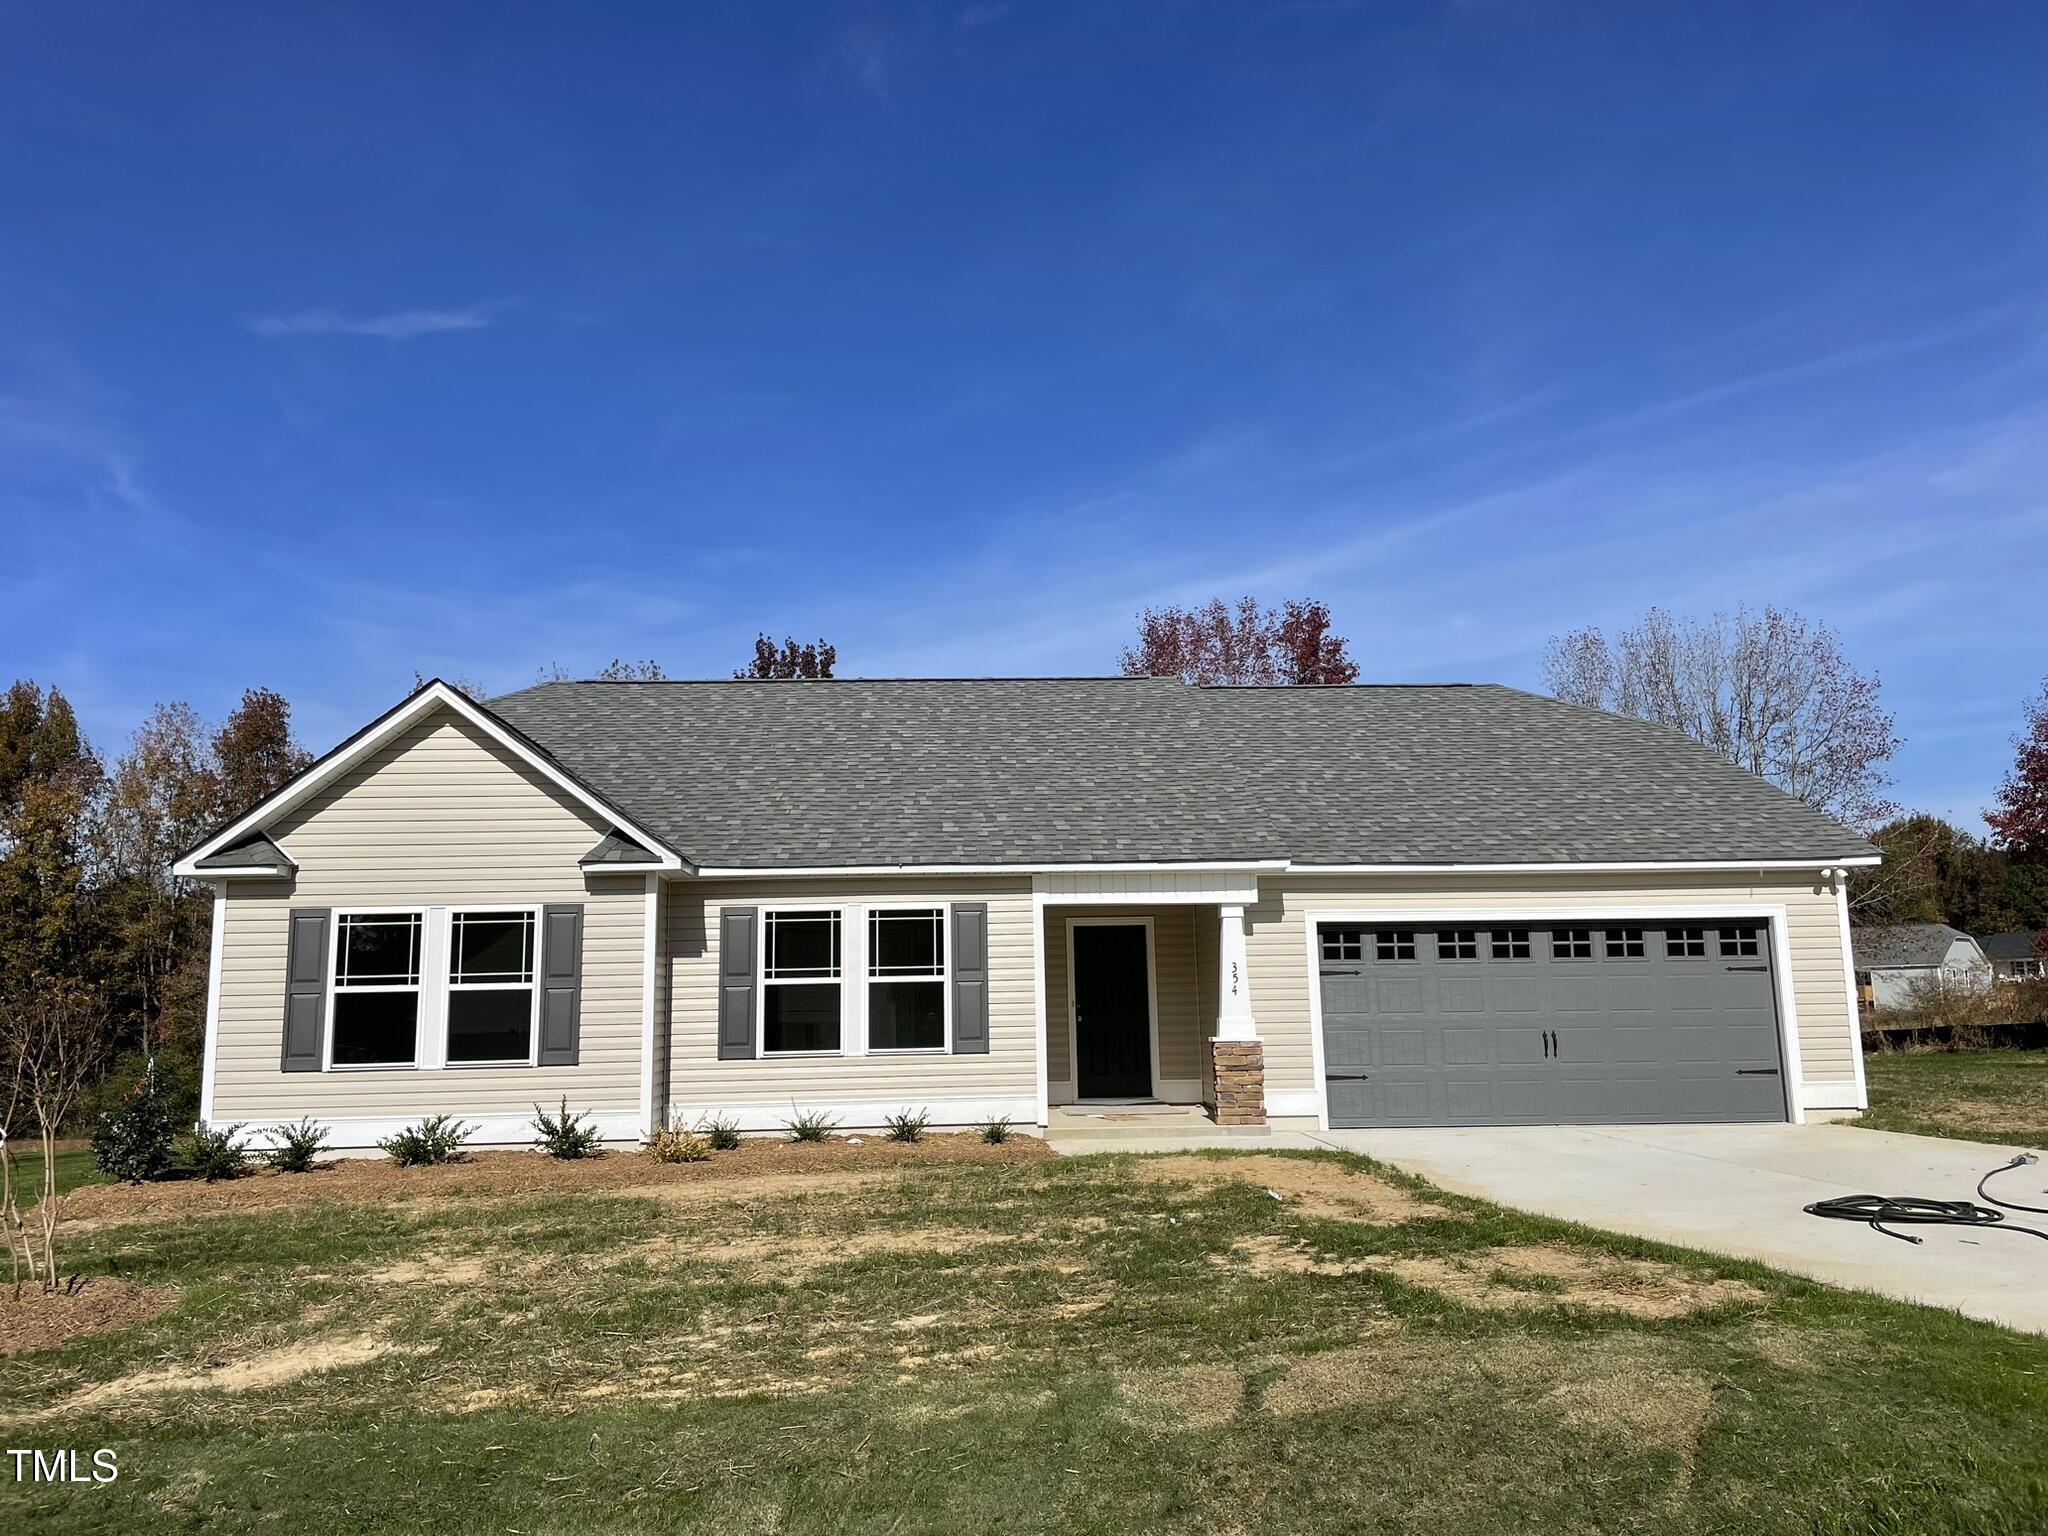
[58,1132,1055,1223]
[0,1276,176,1355]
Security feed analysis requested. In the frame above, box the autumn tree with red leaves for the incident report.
[1987,677,2048,860]
[736,635,837,680]
[1120,598,1360,687]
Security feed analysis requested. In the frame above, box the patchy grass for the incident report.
[1854,1047,2048,1149]
[3,1150,2045,1533]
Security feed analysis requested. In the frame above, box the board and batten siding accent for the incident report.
[1042,904,1207,1098]
[666,876,1036,1125]
[208,710,649,1133]
[1243,871,1863,1115]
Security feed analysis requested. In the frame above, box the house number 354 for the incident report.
[1230,961,1240,995]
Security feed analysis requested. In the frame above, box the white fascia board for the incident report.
[1288,857,1880,875]
[186,866,296,879]
[682,859,1291,879]
[172,682,689,877]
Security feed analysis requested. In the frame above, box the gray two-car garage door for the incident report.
[1318,921,1789,1127]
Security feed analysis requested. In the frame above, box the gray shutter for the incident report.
[718,907,757,1060]
[540,904,584,1066]
[281,908,330,1072]
[951,902,989,1054]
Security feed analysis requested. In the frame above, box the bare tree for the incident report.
[412,671,490,701]
[1543,606,1899,829]
[0,975,113,1291]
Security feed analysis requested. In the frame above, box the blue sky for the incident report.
[3,2,2044,829]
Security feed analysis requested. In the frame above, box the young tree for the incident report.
[1987,677,2048,858]
[735,636,837,680]
[595,658,667,681]
[0,975,113,1291]
[1542,606,1899,829]
[411,671,490,701]
[1119,597,1360,686]
[209,687,313,824]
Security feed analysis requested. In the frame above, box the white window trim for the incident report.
[755,902,953,1060]
[444,905,544,1070]
[324,904,543,1073]
[325,907,427,1072]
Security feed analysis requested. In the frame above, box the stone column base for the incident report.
[1211,1038,1266,1126]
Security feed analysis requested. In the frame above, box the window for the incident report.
[1551,928,1593,960]
[447,909,536,1064]
[868,908,946,1051]
[1718,926,1761,958]
[1666,927,1707,959]
[2011,959,2041,980]
[331,912,422,1066]
[763,910,842,1053]
[1437,929,1478,961]
[1321,928,1364,962]
[1375,930,1417,962]
[1604,928,1645,959]
[1490,928,1531,960]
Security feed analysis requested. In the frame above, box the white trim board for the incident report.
[688,856,1875,881]
[198,885,227,1124]
[665,1095,1038,1135]
[211,1109,645,1151]
[1831,873,1871,1113]
[173,681,688,878]
[1297,904,1810,1132]
[1064,915,1166,1102]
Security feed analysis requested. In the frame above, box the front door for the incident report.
[1073,923,1153,1099]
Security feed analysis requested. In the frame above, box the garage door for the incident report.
[1317,922,1788,1127]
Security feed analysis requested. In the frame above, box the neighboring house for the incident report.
[172,678,1879,1148]
[1851,924,1993,1011]
[1980,932,2048,983]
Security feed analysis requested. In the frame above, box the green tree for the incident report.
[209,687,313,824]
[0,681,104,980]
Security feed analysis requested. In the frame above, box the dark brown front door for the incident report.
[1074,924,1152,1099]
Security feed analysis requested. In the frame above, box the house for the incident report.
[171,678,1879,1148]
[1850,924,1993,1011]
[1980,932,2047,983]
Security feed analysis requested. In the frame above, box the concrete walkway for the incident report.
[1050,1119,2048,1334]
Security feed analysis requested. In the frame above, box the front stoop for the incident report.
[1211,1039,1267,1126]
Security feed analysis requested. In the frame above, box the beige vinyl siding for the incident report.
[667,876,1036,1121]
[209,710,649,1129]
[1245,871,1859,1110]
[1043,905,1207,1096]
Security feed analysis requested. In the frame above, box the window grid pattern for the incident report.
[1321,929,1364,962]
[1490,929,1532,960]
[1718,926,1762,958]
[1604,928,1646,959]
[1375,931,1417,962]
[1437,929,1479,961]
[1551,928,1594,960]
[1667,927,1708,958]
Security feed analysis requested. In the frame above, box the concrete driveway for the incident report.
[1320,1122,2048,1335]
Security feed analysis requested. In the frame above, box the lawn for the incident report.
[4,1140,102,1200]
[4,1146,2046,1534]
[1854,1047,2048,1149]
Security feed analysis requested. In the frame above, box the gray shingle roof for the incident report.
[580,830,661,867]
[484,678,1873,871]
[1980,932,2047,962]
[1853,924,1977,970]
[192,832,296,872]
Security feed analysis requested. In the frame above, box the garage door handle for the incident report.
[1322,968,1362,976]
[1736,1068,1780,1076]
[1725,964,1769,972]
[1326,1073,1372,1081]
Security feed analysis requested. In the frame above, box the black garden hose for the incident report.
[1804,1154,2048,1245]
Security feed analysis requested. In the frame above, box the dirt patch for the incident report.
[1545,1364,1714,1492]
[1131,1154,1449,1224]
[1117,1362,1245,1429]
[369,1254,487,1286]
[0,1277,176,1356]
[40,1330,433,1417]
[1212,1234,1372,1278]
[1748,1324,1839,1373]
[57,1132,1052,1225]
[1366,1244,1765,1318]
[622,1225,1002,1279]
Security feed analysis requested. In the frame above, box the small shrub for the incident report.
[89,1058,180,1183]
[701,1115,742,1151]
[532,1097,604,1160]
[784,1107,839,1143]
[378,1114,475,1167]
[185,1122,249,1183]
[883,1107,929,1143]
[980,1116,1013,1145]
[646,1116,712,1163]
[262,1117,331,1173]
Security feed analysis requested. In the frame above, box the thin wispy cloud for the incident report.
[245,305,497,340]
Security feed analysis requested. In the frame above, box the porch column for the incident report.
[1211,904,1266,1126]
